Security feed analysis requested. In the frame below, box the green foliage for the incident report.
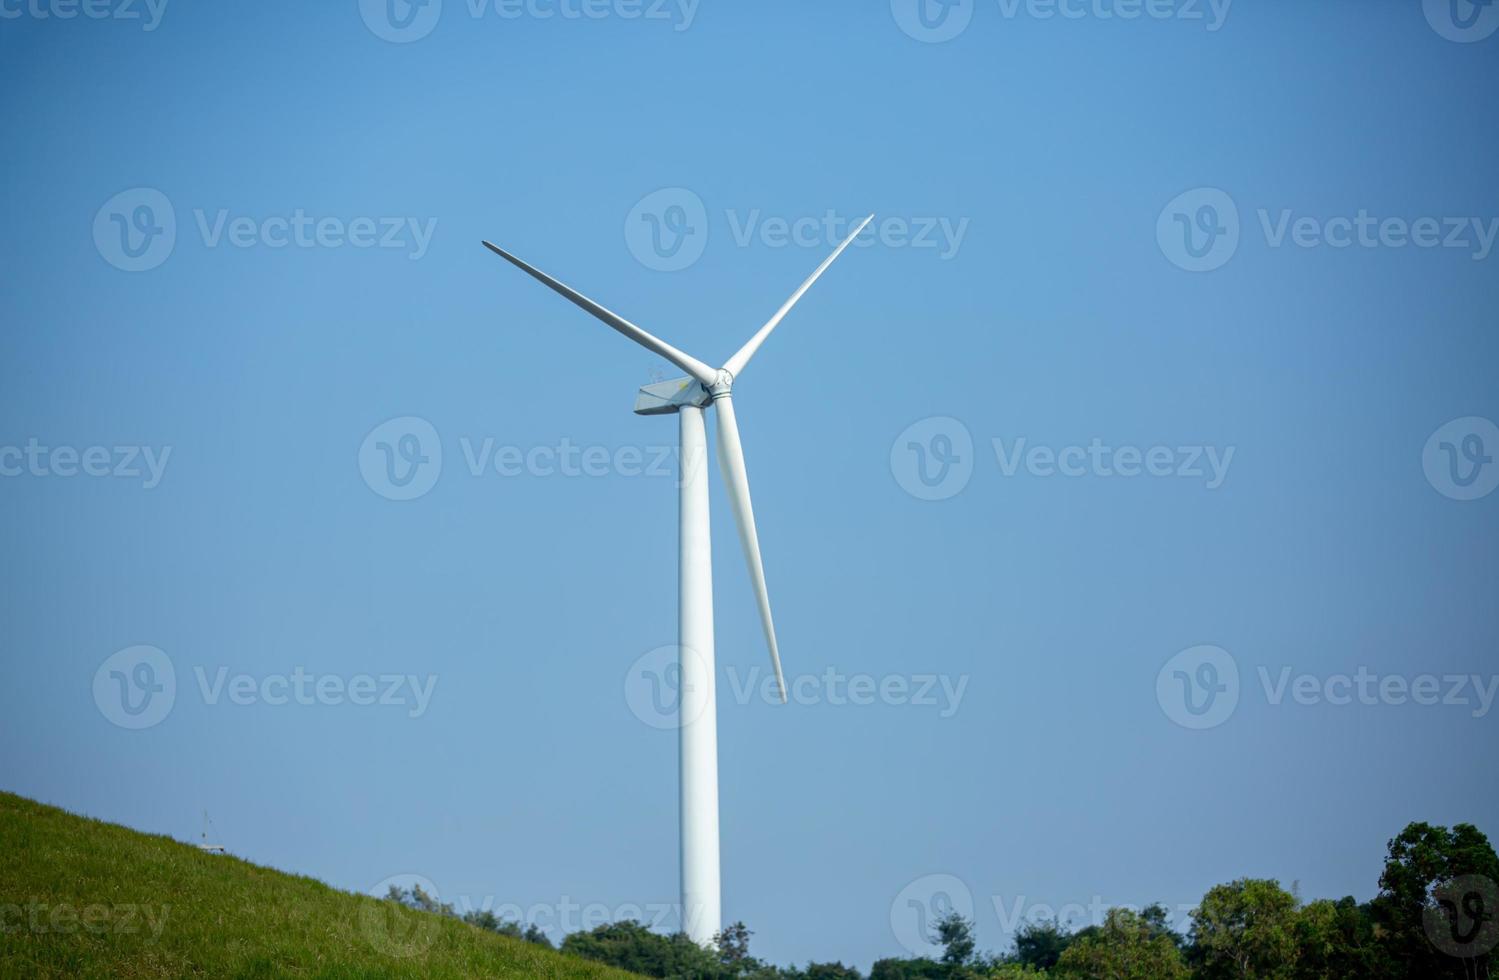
[1289,897,1382,979]
[716,921,757,970]
[1055,907,1188,980]
[380,884,557,949]
[1189,879,1300,979]
[784,962,866,979]
[562,919,725,978]
[0,791,637,979]
[933,911,978,966]
[869,957,947,979]
[1012,919,1072,970]
[1371,821,1499,979]
[982,964,1045,978]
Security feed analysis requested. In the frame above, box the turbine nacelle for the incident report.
[634,376,710,416]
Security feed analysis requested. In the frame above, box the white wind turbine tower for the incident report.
[482,214,872,946]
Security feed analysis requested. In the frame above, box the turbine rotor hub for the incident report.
[709,370,735,399]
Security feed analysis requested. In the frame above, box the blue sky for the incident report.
[2,0,1497,970]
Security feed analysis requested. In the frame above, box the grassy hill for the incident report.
[0,791,641,979]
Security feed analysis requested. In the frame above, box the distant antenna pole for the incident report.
[198,809,225,854]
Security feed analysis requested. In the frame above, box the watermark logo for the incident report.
[1423,416,1499,501]
[360,417,443,500]
[890,0,974,43]
[94,188,176,273]
[891,874,974,956]
[1424,0,1499,42]
[1424,875,1499,959]
[93,645,176,730]
[624,645,709,730]
[891,417,974,501]
[1156,644,1239,730]
[1157,187,1239,272]
[625,188,709,272]
[362,874,443,956]
[360,0,443,42]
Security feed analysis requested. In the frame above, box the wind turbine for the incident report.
[482,213,872,946]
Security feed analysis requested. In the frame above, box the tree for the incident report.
[385,882,450,916]
[1138,903,1186,949]
[933,911,977,966]
[1012,919,1072,970]
[786,963,865,980]
[868,958,946,979]
[560,919,724,978]
[716,921,765,975]
[521,922,554,948]
[1189,879,1300,979]
[1055,907,1188,979]
[1372,822,1499,979]
[1291,897,1382,979]
[984,965,1044,978]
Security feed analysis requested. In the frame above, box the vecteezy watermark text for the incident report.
[362,872,692,954]
[624,647,969,729]
[92,645,439,729]
[0,439,171,489]
[890,417,1235,501]
[1158,187,1499,272]
[0,0,167,30]
[195,666,438,718]
[359,0,699,43]
[1157,644,1499,729]
[624,189,965,271]
[359,416,691,501]
[890,873,1196,958]
[194,210,436,259]
[993,437,1234,488]
[94,188,437,272]
[890,0,1231,44]
[0,902,171,936]
[459,437,678,479]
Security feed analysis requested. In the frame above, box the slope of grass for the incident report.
[0,791,641,979]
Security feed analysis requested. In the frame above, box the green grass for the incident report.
[0,791,642,979]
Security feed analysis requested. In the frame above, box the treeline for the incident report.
[381,820,1497,979]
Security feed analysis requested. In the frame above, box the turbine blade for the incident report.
[482,241,717,386]
[722,214,873,379]
[712,396,787,703]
